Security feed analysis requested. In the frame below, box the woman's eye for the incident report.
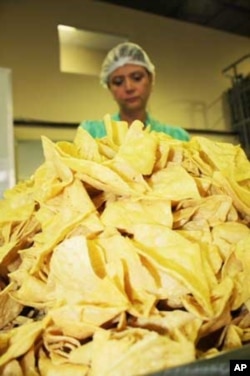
[131,73,144,81]
[110,77,124,86]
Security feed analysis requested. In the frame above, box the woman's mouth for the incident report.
[125,97,139,103]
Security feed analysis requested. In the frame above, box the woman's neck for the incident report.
[119,110,147,125]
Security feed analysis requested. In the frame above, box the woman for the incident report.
[80,42,190,141]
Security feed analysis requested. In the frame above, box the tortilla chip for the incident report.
[115,120,157,175]
[212,222,250,260]
[0,318,48,367]
[104,113,128,146]
[132,224,213,317]
[105,157,150,193]
[19,346,40,376]
[191,136,250,182]
[130,310,202,342]
[73,127,102,163]
[46,235,129,308]
[90,328,195,375]
[222,234,250,310]
[1,116,250,374]
[101,197,173,231]
[0,359,23,376]
[38,348,89,375]
[0,284,23,329]
[95,234,158,316]
[222,325,243,351]
[147,164,200,201]
[49,304,125,339]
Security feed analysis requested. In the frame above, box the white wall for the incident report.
[0,0,249,132]
[0,68,15,195]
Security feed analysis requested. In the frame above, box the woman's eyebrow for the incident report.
[113,69,145,77]
[110,69,146,82]
[112,75,124,79]
[130,69,145,74]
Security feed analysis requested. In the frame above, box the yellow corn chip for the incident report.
[0,116,250,375]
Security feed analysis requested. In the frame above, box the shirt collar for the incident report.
[112,113,151,125]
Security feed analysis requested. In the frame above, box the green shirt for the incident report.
[79,113,190,141]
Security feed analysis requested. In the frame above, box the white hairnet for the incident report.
[100,42,155,88]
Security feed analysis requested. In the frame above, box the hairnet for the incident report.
[100,42,155,88]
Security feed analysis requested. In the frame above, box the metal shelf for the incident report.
[223,54,250,157]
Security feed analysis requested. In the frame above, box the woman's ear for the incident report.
[146,71,154,87]
[148,73,154,91]
[150,72,155,86]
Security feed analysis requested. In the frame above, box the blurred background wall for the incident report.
[0,0,249,180]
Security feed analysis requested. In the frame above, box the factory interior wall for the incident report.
[0,0,249,180]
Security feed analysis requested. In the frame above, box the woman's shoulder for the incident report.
[147,116,190,141]
[79,119,107,138]
[79,113,121,138]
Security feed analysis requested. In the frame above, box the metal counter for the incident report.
[148,344,250,376]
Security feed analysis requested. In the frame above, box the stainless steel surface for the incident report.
[148,344,250,375]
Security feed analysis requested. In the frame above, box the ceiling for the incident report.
[96,0,250,38]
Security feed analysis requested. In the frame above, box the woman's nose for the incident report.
[124,77,134,91]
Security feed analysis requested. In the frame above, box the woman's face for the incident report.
[108,64,153,114]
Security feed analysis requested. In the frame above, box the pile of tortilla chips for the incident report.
[0,115,250,375]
